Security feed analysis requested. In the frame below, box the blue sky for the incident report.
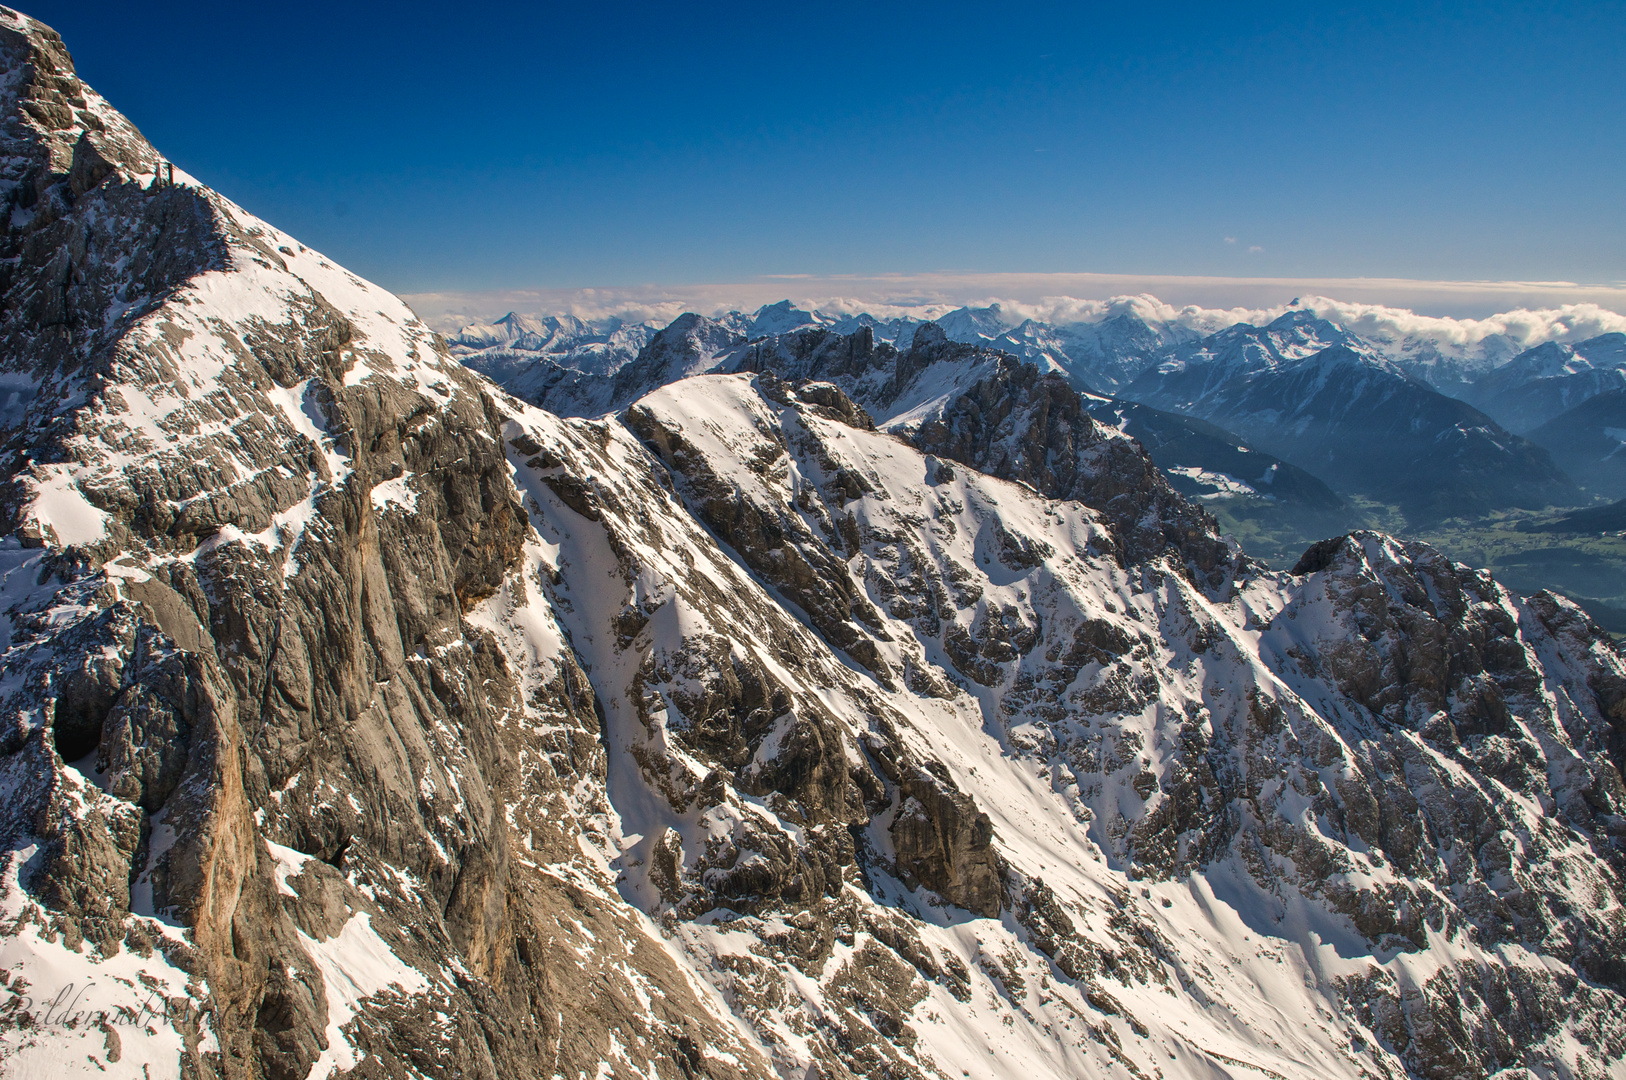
[27,1,1626,300]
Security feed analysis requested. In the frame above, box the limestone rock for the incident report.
[2,9,1625,1079]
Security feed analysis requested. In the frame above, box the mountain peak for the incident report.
[935,303,1010,342]
[8,15,1626,1079]
[1265,307,1336,332]
[747,298,824,336]
[0,7,164,195]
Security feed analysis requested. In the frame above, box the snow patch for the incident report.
[297,913,429,1080]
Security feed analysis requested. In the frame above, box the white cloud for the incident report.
[1247,245,1264,253]
[402,272,1626,357]
[1290,296,1626,352]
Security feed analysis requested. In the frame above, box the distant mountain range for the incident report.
[457,300,1606,520]
[450,296,1587,397]
[1126,311,1578,518]
[1467,333,1626,432]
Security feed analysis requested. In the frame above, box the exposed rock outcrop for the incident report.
[2,10,1625,1080]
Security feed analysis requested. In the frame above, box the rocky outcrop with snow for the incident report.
[2,9,1626,1080]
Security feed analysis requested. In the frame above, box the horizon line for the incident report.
[401,271,1626,333]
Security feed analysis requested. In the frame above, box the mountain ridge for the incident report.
[2,9,1626,1080]
[1125,332,1578,519]
[449,295,1612,400]
[1468,332,1626,434]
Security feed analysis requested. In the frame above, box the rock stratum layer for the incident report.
[1,10,1624,1080]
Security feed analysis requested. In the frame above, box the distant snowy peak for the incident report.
[984,319,1077,379]
[981,311,1197,392]
[1468,332,1626,432]
[1259,307,1368,358]
[828,310,926,347]
[1490,332,1626,383]
[1147,310,1397,391]
[604,311,750,405]
[745,299,830,336]
[453,311,566,349]
[448,311,655,377]
[643,311,748,368]
[933,302,1010,343]
[1369,330,1522,387]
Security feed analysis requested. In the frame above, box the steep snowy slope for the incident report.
[620,373,1626,1080]
[2,10,1626,1080]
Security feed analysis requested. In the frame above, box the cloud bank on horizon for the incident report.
[403,271,1626,355]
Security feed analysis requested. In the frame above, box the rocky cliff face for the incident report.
[2,9,1626,1080]
[0,10,768,1078]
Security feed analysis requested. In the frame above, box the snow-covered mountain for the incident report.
[450,310,562,350]
[1126,313,1578,519]
[904,303,1208,393]
[1331,326,1522,395]
[4,10,1626,1080]
[448,311,655,377]
[1142,308,1379,385]
[742,298,829,336]
[1467,333,1626,434]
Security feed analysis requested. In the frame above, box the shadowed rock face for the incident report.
[1526,386,1626,500]
[4,10,1626,1080]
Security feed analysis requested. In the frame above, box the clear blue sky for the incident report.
[24,1,1626,295]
